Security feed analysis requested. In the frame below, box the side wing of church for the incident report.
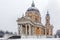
[17,2,53,37]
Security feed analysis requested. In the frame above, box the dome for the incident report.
[27,7,39,12]
[27,1,39,13]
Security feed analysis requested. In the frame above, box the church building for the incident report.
[17,2,53,37]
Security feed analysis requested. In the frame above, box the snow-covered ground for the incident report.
[0,34,59,40]
[0,38,60,40]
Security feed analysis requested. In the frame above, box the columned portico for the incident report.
[18,23,32,36]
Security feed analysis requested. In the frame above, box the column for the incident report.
[18,25,20,35]
[49,29,52,36]
[32,26,34,35]
[28,24,31,35]
[45,28,47,35]
[25,24,27,35]
[20,24,23,36]
[51,29,52,35]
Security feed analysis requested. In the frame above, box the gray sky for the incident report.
[0,0,60,34]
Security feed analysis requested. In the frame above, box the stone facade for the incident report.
[17,2,53,37]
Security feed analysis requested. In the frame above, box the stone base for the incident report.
[21,35,54,38]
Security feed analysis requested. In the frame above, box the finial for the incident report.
[31,1,35,7]
[47,10,49,16]
[22,14,24,17]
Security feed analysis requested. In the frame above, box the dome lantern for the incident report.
[31,1,35,7]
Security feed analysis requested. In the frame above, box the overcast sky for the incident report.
[0,0,60,34]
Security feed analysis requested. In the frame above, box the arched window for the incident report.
[37,27,39,29]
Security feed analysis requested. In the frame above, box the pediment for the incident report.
[17,17,31,22]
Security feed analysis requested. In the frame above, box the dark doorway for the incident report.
[27,25,29,35]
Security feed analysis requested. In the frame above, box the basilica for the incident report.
[17,2,53,37]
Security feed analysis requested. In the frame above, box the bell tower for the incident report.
[45,11,50,26]
[45,11,53,36]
